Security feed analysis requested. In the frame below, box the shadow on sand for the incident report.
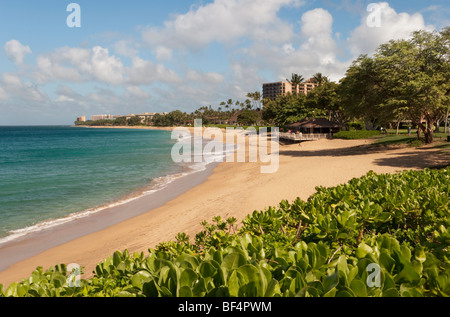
[279,140,450,170]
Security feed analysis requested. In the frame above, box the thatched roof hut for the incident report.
[286,118,343,134]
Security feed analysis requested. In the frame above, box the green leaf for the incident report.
[323,272,339,293]
[395,263,420,284]
[350,279,367,297]
[192,277,207,297]
[176,254,199,270]
[143,279,161,297]
[131,270,152,290]
[379,252,395,273]
[323,287,337,297]
[337,255,349,274]
[17,284,29,297]
[4,282,19,297]
[221,253,246,275]
[227,270,240,297]
[414,246,426,264]
[356,242,373,259]
[382,273,396,291]
[375,212,391,222]
[199,262,216,279]
[382,288,400,297]
[179,268,198,289]
[264,279,280,297]
[206,286,230,297]
[400,245,412,262]
[178,286,193,297]
[113,251,122,267]
[348,266,359,284]
[336,288,354,297]
[116,290,137,297]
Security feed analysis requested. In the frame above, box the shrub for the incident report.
[334,130,381,139]
[409,139,424,148]
[1,168,448,297]
[346,121,365,131]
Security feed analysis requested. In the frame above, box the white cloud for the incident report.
[300,8,337,65]
[142,0,301,52]
[90,46,124,85]
[347,2,434,56]
[185,70,224,84]
[1,73,46,101]
[226,7,347,86]
[0,87,8,100]
[114,40,139,57]
[126,56,182,85]
[55,85,82,103]
[4,40,32,66]
[126,86,150,99]
[155,46,173,61]
[34,46,124,85]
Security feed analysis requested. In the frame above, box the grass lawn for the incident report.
[374,129,450,147]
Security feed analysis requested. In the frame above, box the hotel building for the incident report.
[262,78,319,100]
[91,114,118,121]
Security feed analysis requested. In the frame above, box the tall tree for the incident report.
[306,81,342,122]
[247,91,262,110]
[312,72,329,86]
[339,28,449,143]
[375,30,449,143]
[287,73,304,94]
[338,55,386,129]
[262,92,325,126]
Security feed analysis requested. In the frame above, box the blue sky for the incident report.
[0,0,448,125]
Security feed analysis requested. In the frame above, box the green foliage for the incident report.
[334,130,381,139]
[237,110,261,126]
[339,28,450,144]
[408,139,424,148]
[127,116,143,126]
[262,93,326,126]
[2,168,448,297]
[346,121,366,131]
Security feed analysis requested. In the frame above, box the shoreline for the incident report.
[0,162,218,273]
[0,124,233,271]
[0,133,448,287]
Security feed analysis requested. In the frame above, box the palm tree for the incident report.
[287,73,304,94]
[247,92,254,106]
[248,91,262,110]
[312,72,329,86]
[245,99,252,110]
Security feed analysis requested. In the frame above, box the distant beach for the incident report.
[0,127,449,287]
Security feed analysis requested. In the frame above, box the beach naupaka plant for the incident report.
[1,168,448,297]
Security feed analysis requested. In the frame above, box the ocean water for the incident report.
[0,126,189,245]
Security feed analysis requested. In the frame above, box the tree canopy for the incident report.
[339,27,449,143]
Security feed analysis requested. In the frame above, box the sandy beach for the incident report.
[0,128,449,287]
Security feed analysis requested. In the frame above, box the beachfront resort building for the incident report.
[91,114,120,121]
[262,78,319,100]
[77,116,86,122]
[124,112,168,124]
[280,118,343,141]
